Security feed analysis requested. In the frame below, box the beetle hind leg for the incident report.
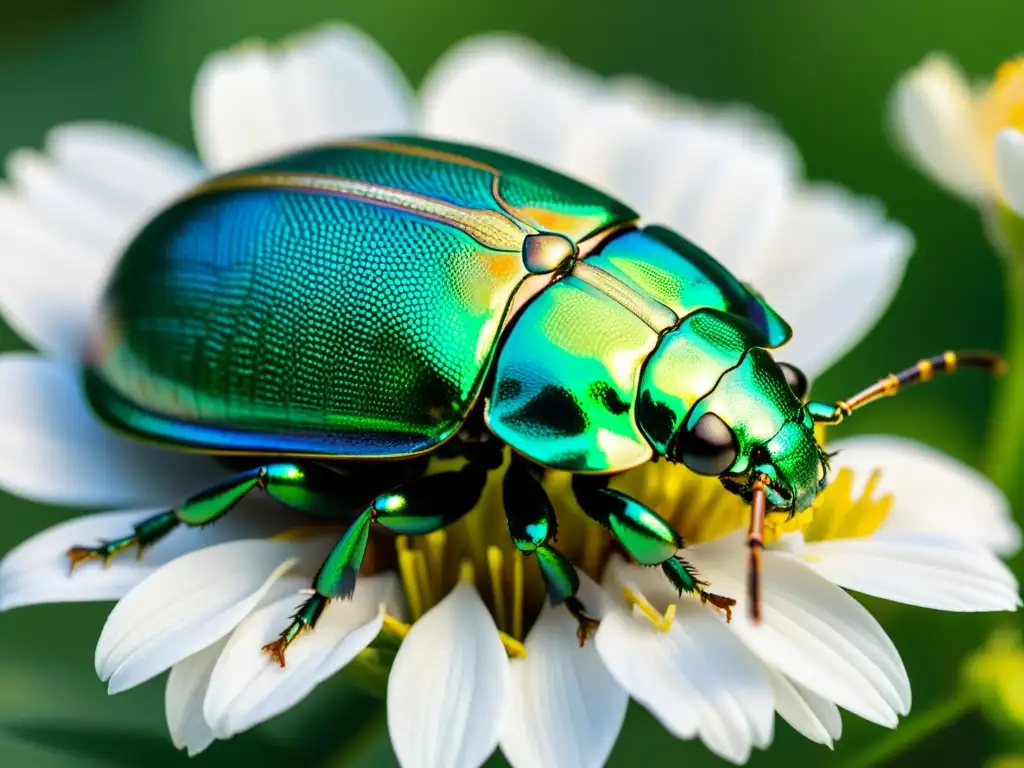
[573,475,736,620]
[263,457,492,666]
[503,455,599,645]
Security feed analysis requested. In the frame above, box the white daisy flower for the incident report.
[889,53,1024,217]
[0,24,1019,768]
[889,53,1024,505]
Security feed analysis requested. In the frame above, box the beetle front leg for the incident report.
[66,462,348,571]
[503,454,599,645]
[262,459,490,667]
[572,475,736,620]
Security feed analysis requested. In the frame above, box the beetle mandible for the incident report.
[69,137,1003,663]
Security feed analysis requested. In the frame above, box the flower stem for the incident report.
[839,692,977,768]
[985,257,1024,504]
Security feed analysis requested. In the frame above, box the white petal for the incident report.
[827,435,1020,556]
[0,500,302,610]
[500,587,627,768]
[0,354,225,507]
[765,666,841,747]
[421,34,599,167]
[96,539,304,693]
[387,581,509,768]
[686,536,910,727]
[422,35,800,275]
[548,87,674,207]
[193,24,414,171]
[595,604,696,740]
[0,124,203,358]
[597,562,773,764]
[165,638,227,756]
[996,129,1024,216]
[645,109,799,275]
[204,573,402,738]
[752,184,913,379]
[888,54,986,200]
[801,534,1020,612]
[0,510,163,609]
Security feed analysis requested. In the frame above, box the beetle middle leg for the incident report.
[66,461,357,571]
[502,453,600,646]
[572,475,736,620]
[262,454,496,666]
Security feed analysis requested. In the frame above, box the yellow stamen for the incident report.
[622,586,677,632]
[414,549,433,610]
[487,546,507,632]
[459,558,476,584]
[802,468,893,542]
[501,633,528,659]
[382,612,410,640]
[425,529,447,596]
[512,550,525,641]
[974,57,1024,191]
[396,537,424,620]
[270,525,336,541]
[813,422,829,445]
[582,519,604,577]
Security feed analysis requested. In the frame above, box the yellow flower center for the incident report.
[378,443,893,650]
[975,58,1024,190]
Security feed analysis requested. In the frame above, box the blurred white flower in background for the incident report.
[891,53,1024,501]
[890,54,1024,217]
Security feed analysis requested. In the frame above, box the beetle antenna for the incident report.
[808,349,1005,424]
[747,476,768,624]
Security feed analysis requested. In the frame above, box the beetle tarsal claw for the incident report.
[65,546,97,574]
[261,594,327,667]
[575,616,600,647]
[565,596,600,646]
[699,590,736,623]
[261,618,309,668]
[261,636,293,669]
[65,536,139,574]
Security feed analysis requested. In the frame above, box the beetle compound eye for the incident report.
[676,412,739,476]
[778,362,809,400]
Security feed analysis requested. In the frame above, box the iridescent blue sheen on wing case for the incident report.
[84,137,636,457]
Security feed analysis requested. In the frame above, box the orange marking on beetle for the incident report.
[344,139,635,254]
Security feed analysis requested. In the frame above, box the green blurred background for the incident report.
[0,0,1021,765]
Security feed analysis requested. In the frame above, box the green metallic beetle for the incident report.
[69,136,1002,661]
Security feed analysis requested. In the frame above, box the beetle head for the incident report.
[640,344,828,513]
[716,417,828,514]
